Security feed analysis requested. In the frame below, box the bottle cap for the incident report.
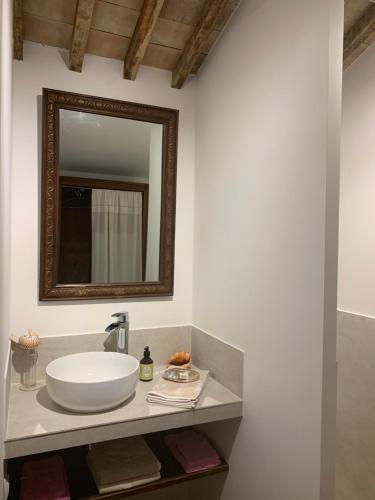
[144,346,150,358]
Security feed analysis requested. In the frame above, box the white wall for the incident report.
[146,125,163,281]
[1,0,13,495]
[11,42,196,336]
[338,43,375,318]
[193,1,343,499]
[0,0,12,365]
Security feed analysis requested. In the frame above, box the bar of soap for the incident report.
[178,371,189,381]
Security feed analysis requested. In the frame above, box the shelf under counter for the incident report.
[5,368,243,459]
[7,430,229,500]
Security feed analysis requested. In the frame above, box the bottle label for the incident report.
[140,364,153,381]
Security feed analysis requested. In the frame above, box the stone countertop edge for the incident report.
[5,367,243,459]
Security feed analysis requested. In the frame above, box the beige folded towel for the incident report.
[88,436,161,485]
[87,455,161,494]
[146,370,209,409]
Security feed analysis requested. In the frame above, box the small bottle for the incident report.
[139,346,154,381]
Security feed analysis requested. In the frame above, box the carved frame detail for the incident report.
[40,88,178,301]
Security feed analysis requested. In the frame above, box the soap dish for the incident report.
[162,367,200,383]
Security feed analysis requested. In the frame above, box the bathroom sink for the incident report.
[46,352,139,413]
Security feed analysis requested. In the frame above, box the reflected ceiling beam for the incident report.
[171,0,229,89]
[124,0,165,81]
[13,0,23,60]
[344,4,375,70]
[69,0,96,72]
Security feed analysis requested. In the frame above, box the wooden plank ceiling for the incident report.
[13,0,239,88]
[344,0,375,69]
[12,0,375,85]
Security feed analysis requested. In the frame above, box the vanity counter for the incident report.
[5,368,242,459]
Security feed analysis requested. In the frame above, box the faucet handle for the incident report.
[111,312,129,324]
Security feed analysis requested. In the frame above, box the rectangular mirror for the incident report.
[40,89,178,300]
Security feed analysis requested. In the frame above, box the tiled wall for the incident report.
[9,326,243,400]
[10,326,192,383]
[336,311,375,500]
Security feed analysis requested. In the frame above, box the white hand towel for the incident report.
[87,456,161,493]
[146,370,209,409]
[96,472,161,494]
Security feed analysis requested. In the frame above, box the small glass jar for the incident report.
[20,349,38,390]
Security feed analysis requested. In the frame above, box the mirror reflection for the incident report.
[58,109,163,285]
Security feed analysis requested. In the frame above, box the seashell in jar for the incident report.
[19,329,40,349]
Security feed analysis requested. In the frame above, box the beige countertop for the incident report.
[5,368,243,459]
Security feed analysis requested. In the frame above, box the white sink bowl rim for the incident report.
[46,352,139,413]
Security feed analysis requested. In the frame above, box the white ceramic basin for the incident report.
[46,352,139,413]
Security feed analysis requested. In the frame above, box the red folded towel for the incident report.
[164,430,221,473]
[21,456,71,500]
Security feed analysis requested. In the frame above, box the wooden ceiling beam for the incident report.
[171,0,229,89]
[124,0,165,80]
[344,4,375,70]
[13,0,23,60]
[69,0,96,72]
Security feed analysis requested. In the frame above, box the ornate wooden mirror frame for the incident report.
[40,88,178,301]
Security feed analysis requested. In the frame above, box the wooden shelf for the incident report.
[7,430,229,500]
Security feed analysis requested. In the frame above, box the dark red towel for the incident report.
[164,430,221,473]
[20,456,70,500]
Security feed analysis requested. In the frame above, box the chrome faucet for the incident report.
[105,312,129,354]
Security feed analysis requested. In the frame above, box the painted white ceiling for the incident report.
[59,109,163,179]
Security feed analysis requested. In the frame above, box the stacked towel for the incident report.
[87,436,161,494]
[164,430,221,473]
[146,370,209,409]
[21,456,70,500]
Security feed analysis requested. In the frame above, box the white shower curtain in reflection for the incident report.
[91,189,142,283]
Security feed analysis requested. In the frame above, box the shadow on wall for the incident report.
[191,419,242,500]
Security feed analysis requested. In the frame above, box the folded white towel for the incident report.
[87,456,161,494]
[96,473,161,494]
[88,436,161,485]
[146,370,209,409]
